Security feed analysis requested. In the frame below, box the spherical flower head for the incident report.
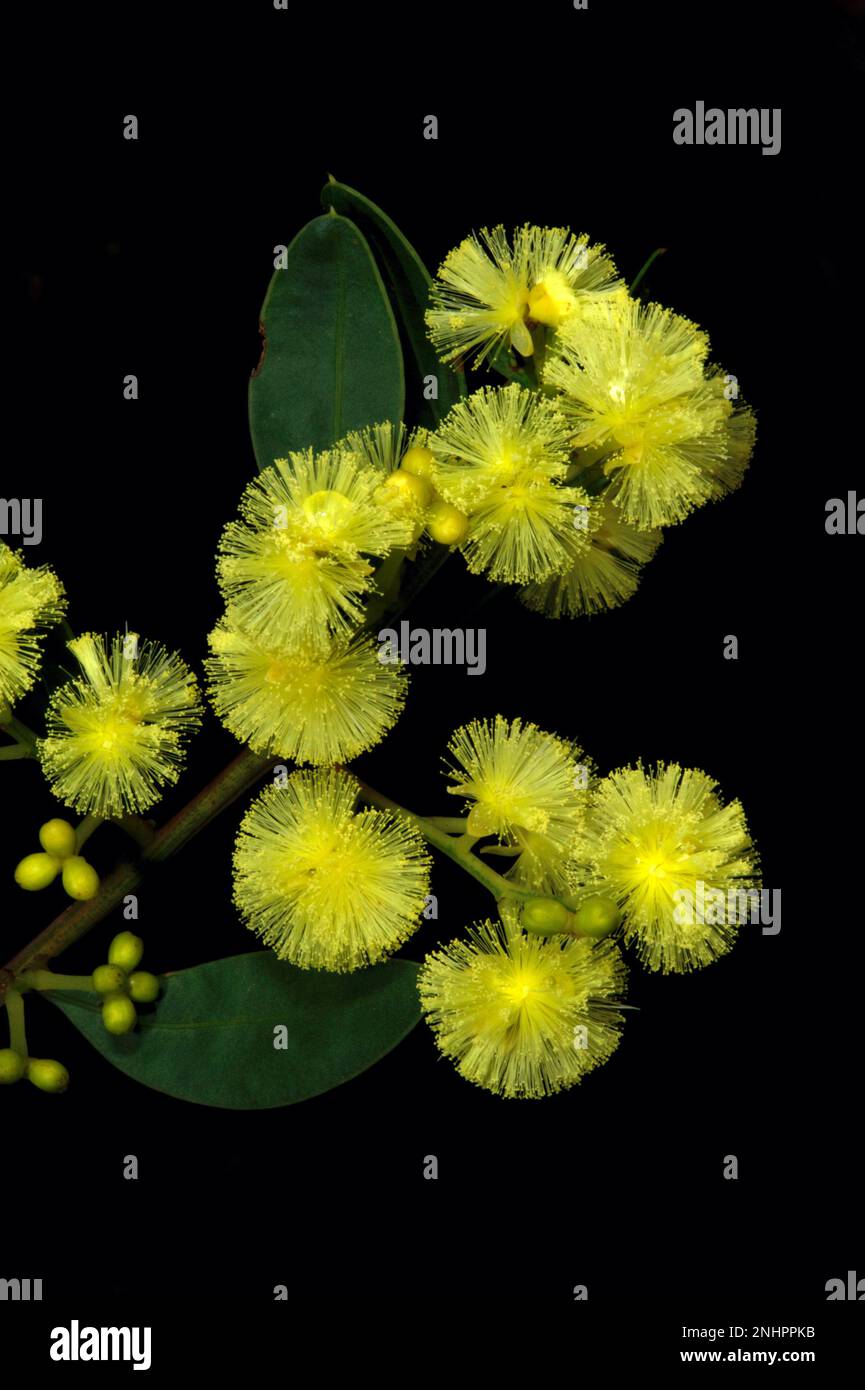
[206,612,408,764]
[699,367,757,496]
[429,385,586,584]
[418,917,628,1098]
[0,543,66,706]
[569,762,760,973]
[217,447,416,651]
[233,768,432,973]
[425,224,624,367]
[520,493,663,617]
[545,297,751,528]
[38,633,203,816]
[445,715,588,893]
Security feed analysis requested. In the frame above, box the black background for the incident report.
[3,0,862,1316]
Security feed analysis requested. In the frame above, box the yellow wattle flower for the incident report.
[545,297,756,529]
[429,384,587,584]
[418,916,628,1098]
[206,613,408,764]
[569,762,760,973]
[0,543,66,706]
[425,224,625,366]
[38,633,203,816]
[233,768,432,973]
[216,447,415,651]
[520,493,663,617]
[445,715,588,893]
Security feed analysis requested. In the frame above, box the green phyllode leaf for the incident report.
[249,213,404,468]
[45,952,422,1108]
[321,179,465,427]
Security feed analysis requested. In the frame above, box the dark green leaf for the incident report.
[321,179,465,427]
[45,952,421,1109]
[249,213,404,469]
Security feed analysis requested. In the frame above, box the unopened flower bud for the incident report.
[128,971,160,1004]
[426,501,469,547]
[14,852,62,892]
[400,445,436,480]
[101,992,137,1036]
[92,964,128,995]
[26,1058,70,1093]
[38,818,77,859]
[61,856,100,901]
[0,1048,27,1084]
[572,895,621,939]
[382,468,435,508]
[108,931,144,972]
[521,896,572,935]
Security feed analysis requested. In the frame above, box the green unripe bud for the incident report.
[108,931,144,972]
[572,894,622,939]
[521,896,572,935]
[26,1057,70,1093]
[0,1048,27,1084]
[61,855,100,901]
[128,971,160,1004]
[92,963,128,995]
[38,818,77,859]
[102,992,137,1036]
[14,851,62,892]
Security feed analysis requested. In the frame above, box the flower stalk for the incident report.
[5,988,27,1054]
[0,711,39,757]
[352,774,583,923]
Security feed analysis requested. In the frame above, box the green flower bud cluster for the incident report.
[14,819,100,901]
[520,893,622,939]
[0,1049,70,1093]
[92,933,160,1035]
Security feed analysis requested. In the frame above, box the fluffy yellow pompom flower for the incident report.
[445,715,588,892]
[545,298,756,529]
[206,612,408,764]
[418,916,628,1098]
[426,224,625,366]
[569,762,760,973]
[233,768,432,972]
[520,494,663,617]
[429,385,587,584]
[38,633,203,816]
[0,543,66,706]
[217,447,415,651]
